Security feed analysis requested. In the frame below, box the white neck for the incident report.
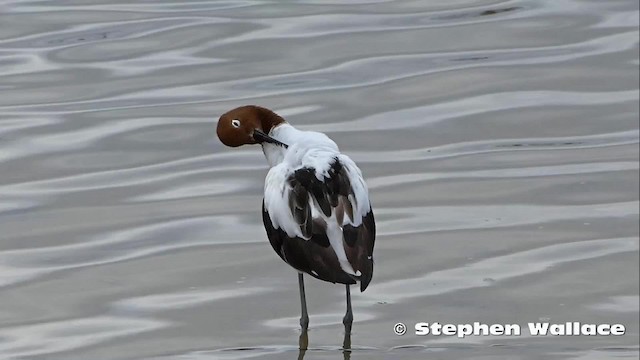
[260,123,340,168]
[261,123,295,167]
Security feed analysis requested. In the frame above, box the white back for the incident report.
[262,124,371,239]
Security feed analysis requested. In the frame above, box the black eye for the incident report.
[231,119,241,128]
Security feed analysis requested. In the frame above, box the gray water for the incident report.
[0,0,638,359]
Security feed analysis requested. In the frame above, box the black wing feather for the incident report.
[263,201,356,286]
[263,157,376,291]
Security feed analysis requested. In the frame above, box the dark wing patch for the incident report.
[291,167,331,216]
[263,201,376,292]
[287,158,354,232]
[264,157,376,292]
[310,218,330,247]
[263,202,356,286]
[343,208,376,291]
[288,180,312,238]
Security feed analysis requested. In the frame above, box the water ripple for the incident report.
[0,0,637,358]
[310,90,638,132]
[377,201,638,236]
[361,237,639,303]
[0,316,167,358]
[113,286,273,313]
[368,162,638,189]
[0,215,259,288]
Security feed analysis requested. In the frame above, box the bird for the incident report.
[216,105,375,347]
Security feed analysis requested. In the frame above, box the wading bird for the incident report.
[217,106,375,349]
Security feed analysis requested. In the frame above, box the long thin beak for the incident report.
[253,129,288,148]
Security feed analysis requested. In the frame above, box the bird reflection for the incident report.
[297,329,308,360]
[297,326,352,360]
[342,327,352,360]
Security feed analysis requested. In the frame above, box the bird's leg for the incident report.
[298,330,308,358]
[298,273,309,331]
[342,284,353,351]
[342,284,353,329]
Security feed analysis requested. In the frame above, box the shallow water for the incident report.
[0,0,638,359]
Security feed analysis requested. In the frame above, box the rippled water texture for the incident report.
[0,0,638,359]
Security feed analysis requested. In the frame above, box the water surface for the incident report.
[0,0,638,359]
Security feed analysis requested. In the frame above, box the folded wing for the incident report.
[263,155,375,291]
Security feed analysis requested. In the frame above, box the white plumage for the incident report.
[262,124,370,276]
[216,105,376,340]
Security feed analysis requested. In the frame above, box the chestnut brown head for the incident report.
[217,105,287,148]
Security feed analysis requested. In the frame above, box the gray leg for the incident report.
[298,273,309,331]
[298,329,308,356]
[342,284,353,351]
[342,284,353,329]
